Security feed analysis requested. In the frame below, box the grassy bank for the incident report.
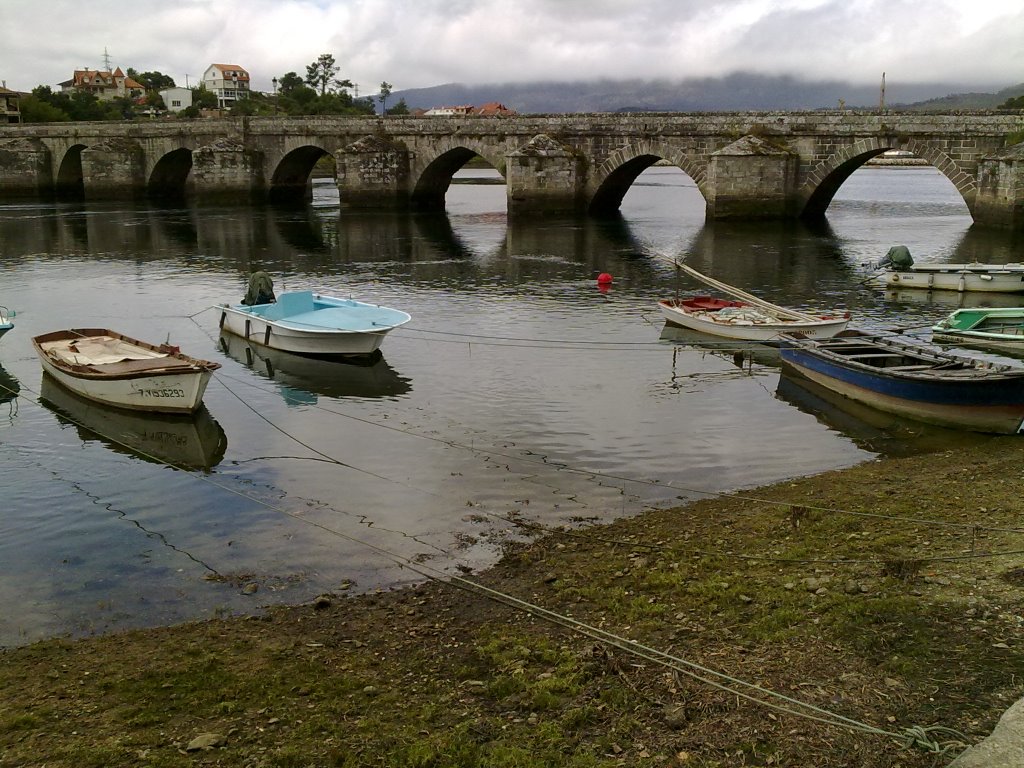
[3,439,1024,767]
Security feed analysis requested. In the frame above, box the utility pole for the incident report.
[103,47,112,71]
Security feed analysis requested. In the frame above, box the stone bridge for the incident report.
[0,111,1022,228]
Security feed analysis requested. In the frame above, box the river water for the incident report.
[0,166,1019,647]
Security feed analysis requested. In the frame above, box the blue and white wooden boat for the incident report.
[931,307,1024,353]
[779,329,1024,434]
[217,290,412,358]
[0,305,13,342]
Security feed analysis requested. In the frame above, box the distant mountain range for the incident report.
[389,73,1024,114]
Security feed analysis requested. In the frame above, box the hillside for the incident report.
[390,74,1024,114]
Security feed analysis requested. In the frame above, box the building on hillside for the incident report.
[159,87,192,114]
[475,102,516,116]
[1,83,21,123]
[202,64,249,109]
[423,102,517,117]
[423,104,475,116]
[59,68,146,101]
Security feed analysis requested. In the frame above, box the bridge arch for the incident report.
[148,148,193,200]
[411,140,506,211]
[55,144,87,198]
[801,138,976,218]
[589,140,706,215]
[270,145,334,203]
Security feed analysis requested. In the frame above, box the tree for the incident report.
[19,93,70,122]
[128,69,176,90]
[385,98,410,116]
[191,86,218,109]
[378,82,392,114]
[306,54,340,96]
[998,94,1024,109]
[277,72,304,94]
[138,71,176,90]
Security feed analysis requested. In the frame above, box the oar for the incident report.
[654,253,820,322]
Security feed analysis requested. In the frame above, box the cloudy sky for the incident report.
[3,0,1022,95]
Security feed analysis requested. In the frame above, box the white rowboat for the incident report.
[658,262,850,342]
[33,329,220,414]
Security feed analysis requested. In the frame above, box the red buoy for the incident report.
[597,272,613,285]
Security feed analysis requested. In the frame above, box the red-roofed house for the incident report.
[202,64,250,109]
[59,68,146,101]
[475,102,516,116]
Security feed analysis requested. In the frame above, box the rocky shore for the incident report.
[2,438,1024,767]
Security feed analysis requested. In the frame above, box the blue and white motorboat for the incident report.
[0,305,13,343]
[217,290,412,358]
[779,329,1024,434]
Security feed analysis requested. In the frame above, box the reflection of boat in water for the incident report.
[40,373,227,470]
[883,289,1024,309]
[219,334,412,404]
[775,371,988,456]
[0,363,19,419]
[659,324,782,368]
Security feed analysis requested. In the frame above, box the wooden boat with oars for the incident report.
[657,262,850,342]
[779,329,1024,434]
[32,329,220,414]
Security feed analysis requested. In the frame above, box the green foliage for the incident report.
[191,86,218,109]
[277,71,304,94]
[386,98,411,116]
[306,53,340,96]
[19,94,70,122]
[998,94,1024,109]
[379,81,393,113]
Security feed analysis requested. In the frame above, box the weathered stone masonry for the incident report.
[0,111,1022,228]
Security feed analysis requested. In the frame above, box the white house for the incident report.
[159,87,192,113]
[201,64,249,109]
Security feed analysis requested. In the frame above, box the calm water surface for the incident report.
[1,166,1019,646]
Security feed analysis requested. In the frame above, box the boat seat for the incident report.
[92,357,196,374]
[885,365,935,371]
[262,291,315,321]
[844,353,906,359]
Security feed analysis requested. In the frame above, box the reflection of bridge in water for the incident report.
[0,192,1019,292]
[1,112,1022,228]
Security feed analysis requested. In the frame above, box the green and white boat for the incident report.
[932,307,1024,352]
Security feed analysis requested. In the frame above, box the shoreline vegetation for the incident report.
[3,438,1024,767]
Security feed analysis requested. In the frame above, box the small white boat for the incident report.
[0,305,13,343]
[218,290,412,358]
[931,307,1024,352]
[868,245,1024,293]
[658,263,850,342]
[32,329,220,414]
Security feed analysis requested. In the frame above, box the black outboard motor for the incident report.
[242,271,276,305]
